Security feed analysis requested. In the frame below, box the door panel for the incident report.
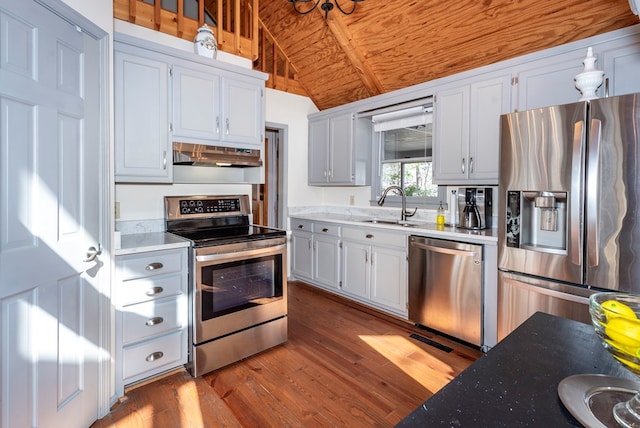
[0,1,104,426]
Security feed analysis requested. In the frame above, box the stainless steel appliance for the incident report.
[498,93,640,340]
[457,187,492,230]
[165,195,287,377]
[408,236,483,347]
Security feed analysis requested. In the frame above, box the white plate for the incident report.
[558,374,640,428]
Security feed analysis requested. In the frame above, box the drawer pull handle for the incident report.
[146,286,164,296]
[145,351,164,362]
[298,224,304,229]
[145,262,163,271]
[366,234,374,239]
[145,317,164,326]
[322,228,329,232]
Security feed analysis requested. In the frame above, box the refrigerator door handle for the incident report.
[587,118,602,267]
[570,120,585,266]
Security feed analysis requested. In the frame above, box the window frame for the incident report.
[370,126,446,210]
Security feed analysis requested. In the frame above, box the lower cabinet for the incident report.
[341,226,408,317]
[114,247,188,396]
[290,218,408,318]
[290,218,341,291]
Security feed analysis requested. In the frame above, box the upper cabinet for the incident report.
[114,47,172,183]
[513,50,586,111]
[433,74,511,184]
[172,64,264,147]
[114,34,267,183]
[308,112,371,186]
[598,39,640,97]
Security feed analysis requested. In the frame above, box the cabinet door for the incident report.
[313,235,341,290]
[600,41,640,97]
[115,51,171,182]
[515,51,585,110]
[468,75,511,182]
[291,232,313,281]
[222,75,264,146]
[370,245,407,315]
[433,85,470,182]
[171,65,221,141]
[341,240,370,300]
[328,114,354,184]
[308,119,329,184]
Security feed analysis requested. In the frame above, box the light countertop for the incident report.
[289,212,498,245]
[115,232,190,256]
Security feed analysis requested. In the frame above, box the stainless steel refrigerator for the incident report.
[497,93,640,340]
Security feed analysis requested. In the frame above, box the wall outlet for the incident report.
[115,201,120,220]
[349,195,355,206]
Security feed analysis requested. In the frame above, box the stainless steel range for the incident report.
[165,195,287,377]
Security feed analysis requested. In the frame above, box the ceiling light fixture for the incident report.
[288,0,364,20]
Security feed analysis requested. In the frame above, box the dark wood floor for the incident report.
[92,281,481,427]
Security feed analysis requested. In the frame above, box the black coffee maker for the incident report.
[457,187,492,230]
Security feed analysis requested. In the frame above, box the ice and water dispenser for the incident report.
[505,190,567,253]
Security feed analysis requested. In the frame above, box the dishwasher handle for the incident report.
[410,241,478,258]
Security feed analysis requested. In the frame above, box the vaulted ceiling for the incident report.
[258,0,638,111]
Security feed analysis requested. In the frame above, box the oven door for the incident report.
[193,237,287,344]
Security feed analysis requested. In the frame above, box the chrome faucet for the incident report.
[377,185,417,222]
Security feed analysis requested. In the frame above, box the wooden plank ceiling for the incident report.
[258,0,638,111]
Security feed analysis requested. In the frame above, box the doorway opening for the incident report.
[252,123,288,228]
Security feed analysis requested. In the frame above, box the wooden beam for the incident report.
[153,0,160,30]
[128,0,136,22]
[176,0,184,37]
[320,8,384,97]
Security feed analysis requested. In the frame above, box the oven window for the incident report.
[200,254,283,319]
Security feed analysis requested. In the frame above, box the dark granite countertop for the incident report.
[397,312,636,427]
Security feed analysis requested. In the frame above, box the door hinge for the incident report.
[511,76,518,86]
[339,280,342,288]
[339,242,342,249]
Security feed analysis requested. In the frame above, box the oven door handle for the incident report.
[195,244,286,263]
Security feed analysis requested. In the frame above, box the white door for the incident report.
[0,1,106,427]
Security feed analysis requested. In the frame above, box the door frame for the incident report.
[265,122,288,229]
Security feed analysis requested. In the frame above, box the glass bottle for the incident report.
[437,201,445,225]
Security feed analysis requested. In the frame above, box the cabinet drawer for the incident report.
[117,248,185,281]
[342,227,407,248]
[121,297,183,345]
[118,272,185,307]
[122,330,185,381]
[291,219,313,232]
[312,221,341,237]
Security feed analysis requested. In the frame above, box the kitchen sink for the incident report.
[361,219,418,227]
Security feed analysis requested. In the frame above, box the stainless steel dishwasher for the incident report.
[408,235,483,347]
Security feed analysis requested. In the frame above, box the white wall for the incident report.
[62,0,112,33]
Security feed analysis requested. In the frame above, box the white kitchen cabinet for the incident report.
[341,226,407,317]
[513,50,586,111]
[291,219,313,281]
[308,112,371,186]
[433,74,510,184]
[114,47,171,182]
[114,247,188,397]
[172,64,264,147]
[312,222,342,291]
[290,218,341,291]
[599,40,640,97]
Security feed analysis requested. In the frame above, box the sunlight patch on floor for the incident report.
[177,379,205,427]
[359,334,456,392]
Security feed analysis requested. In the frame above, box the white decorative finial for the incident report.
[574,47,604,101]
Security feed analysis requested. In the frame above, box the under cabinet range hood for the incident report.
[173,142,263,167]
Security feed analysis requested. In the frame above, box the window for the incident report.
[370,104,445,208]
